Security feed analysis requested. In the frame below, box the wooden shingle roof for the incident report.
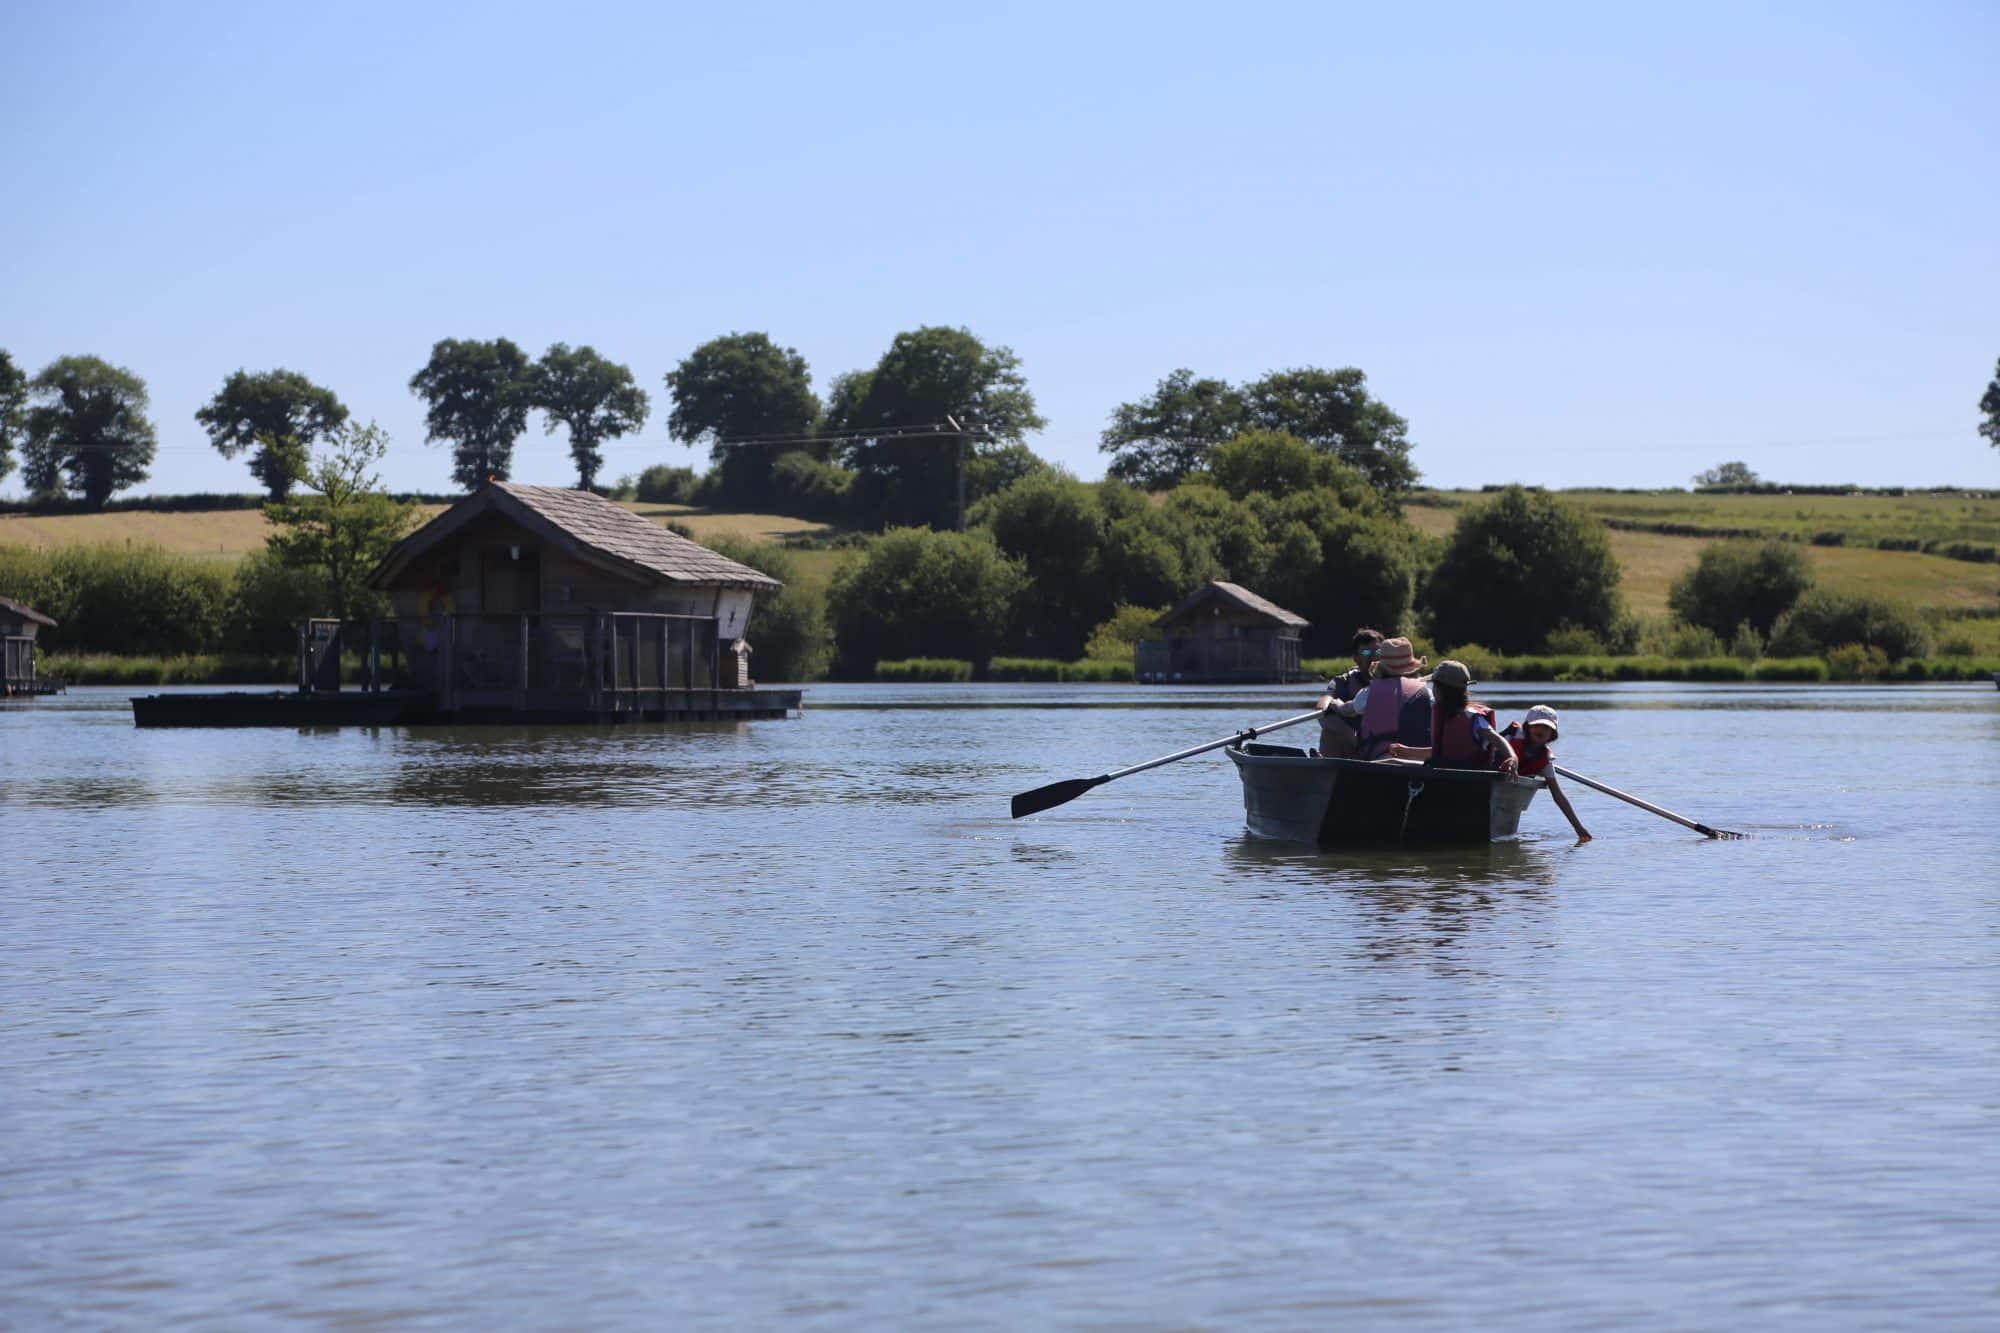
[0,593,57,627]
[1158,581,1309,629]
[369,483,782,591]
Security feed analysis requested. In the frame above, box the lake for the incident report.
[3,682,1997,1329]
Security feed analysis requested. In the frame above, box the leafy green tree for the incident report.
[409,337,535,489]
[1206,429,1385,514]
[976,472,1111,657]
[826,326,1047,529]
[826,527,1028,675]
[1248,488,1419,654]
[666,332,821,504]
[265,421,418,622]
[1667,539,1814,640]
[699,535,834,681]
[1693,460,1760,488]
[1242,367,1418,496]
[195,368,349,501]
[23,355,158,506]
[1098,369,1246,490]
[1767,589,1931,661]
[1158,483,1274,587]
[0,349,25,483]
[1420,485,1622,654]
[531,343,649,491]
[1981,356,2000,450]
[1083,604,1169,662]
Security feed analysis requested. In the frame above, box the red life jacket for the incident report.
[1360,675,1429,759]
[1433,702,1500,768]
[1512,736,1553,776]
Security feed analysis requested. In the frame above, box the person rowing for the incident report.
[1320,636,1432,760]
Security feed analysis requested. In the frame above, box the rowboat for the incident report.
[1225,741,1545,845]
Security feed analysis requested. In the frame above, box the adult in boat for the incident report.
[1388,659,1519,775]
[1322,636,1432,760]
[1314,627,1384,758]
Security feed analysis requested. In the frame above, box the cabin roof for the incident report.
[1158,581,1309,629]
[0,593,57,627]
[369,482,783,591]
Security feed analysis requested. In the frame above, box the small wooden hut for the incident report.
[2,594,57,696]
[1135,581,1310,684]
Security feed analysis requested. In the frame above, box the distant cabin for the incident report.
[355,482,784,713]
[2,594,57,696]
[1135,581,1310,684]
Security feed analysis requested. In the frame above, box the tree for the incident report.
[1693,460,1760,488]
[1767,589,1931,662]
[0,349,25,483]
[665,332,820,504]
[195,368,349,501]
[1098,369,1246,490]
[1981,357,2000,450]
[699,535,834,681]
[532,343,649,491]
[265,421,418,622]
[1667,539,1814,640]
[976,472,1112,658]
[23,355,157,506]
[1420,485,1623,654]
[1241,367,1419,496]
[1247,488,1419,655]
[1206,428,1385,515]
[409,338,535,489]
[825,527,1028,675]
[826,326,1047,529]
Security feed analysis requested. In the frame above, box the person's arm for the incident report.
[1387,743,1432,759]
[1472,716,1518,774]
[1544,770,1592,842]
[1325,685,1366,719]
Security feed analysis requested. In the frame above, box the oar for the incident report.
[1012,708,1326,819]
[1551,764,1745,839]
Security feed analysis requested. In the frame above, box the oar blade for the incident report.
[1011,776,1104,819]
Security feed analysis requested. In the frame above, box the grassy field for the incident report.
[1411,488,2000,546]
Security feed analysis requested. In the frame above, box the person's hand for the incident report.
[1387,743,1412,759]
[1315,695,1333,711]
[1499,754,1519,775]
[1575,830,1593,844]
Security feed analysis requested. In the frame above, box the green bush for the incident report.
[222,549,331,657]
[1667,539,1814,640]
[988,656,1066,681]
[1082,604,1165,662]
[1825,642,1890,681]
[634,463,703,504]
[1752,657,1830,682]
[1768,590,1931,661]
[827,528,1027,677]
[1060,658,1135,682]
[1933,541,2000,564]
[1543,625,1608,655]
[875,658,973,681]
[770,450,855,518]
[1421,486,1623,653]
[0,542,234,655]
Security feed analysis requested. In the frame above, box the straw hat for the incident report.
[1372,637,1423,676]
[1521,703,1560,740]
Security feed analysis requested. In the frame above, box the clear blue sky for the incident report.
[4,0,1995,497]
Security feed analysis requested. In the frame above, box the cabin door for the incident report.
[482,547,542,615]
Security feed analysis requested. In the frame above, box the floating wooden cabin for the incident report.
[132,483,801,726]
[1135,581,1310,684]
[2,594,60,697]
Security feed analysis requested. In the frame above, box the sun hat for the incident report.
[1372,637,1423,676]
[1430,659,1474,689]
[1521,703,1560,740]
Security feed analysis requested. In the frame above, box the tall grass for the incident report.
[875,658,974,682]
[40,653,292,685]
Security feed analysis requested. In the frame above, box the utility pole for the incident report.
[947,415,968,530]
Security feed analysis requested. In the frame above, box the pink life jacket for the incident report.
[1433,702,1500,768]
[1360,675,1429,759]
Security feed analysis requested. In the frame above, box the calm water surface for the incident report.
[3,683,1998,1329]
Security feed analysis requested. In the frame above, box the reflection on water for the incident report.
[3,683,1999,1328]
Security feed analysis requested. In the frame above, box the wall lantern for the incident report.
[510,544,521,561]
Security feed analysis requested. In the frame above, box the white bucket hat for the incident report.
[1522,704,1560,740]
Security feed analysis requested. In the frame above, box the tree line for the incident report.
[0,331,1415,527]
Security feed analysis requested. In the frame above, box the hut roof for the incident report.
[1158,581,1309,629]
[0,593,57,628]
[369,482,782,591]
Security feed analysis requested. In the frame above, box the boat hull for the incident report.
[1226,742,1544,845]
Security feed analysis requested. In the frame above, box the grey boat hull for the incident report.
[1226,742,1545,845]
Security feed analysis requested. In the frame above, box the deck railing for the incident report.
[298,612,721,711]
[3,634,37,695]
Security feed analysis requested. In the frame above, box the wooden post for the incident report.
[519,614,530,709]
[369,620,381,693]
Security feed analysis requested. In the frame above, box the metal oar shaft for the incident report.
[1103,709,1327,782]
[1551,764,1731,838]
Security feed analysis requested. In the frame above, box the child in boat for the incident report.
[1385,660,1518,774]
[1502,704,1592,842]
